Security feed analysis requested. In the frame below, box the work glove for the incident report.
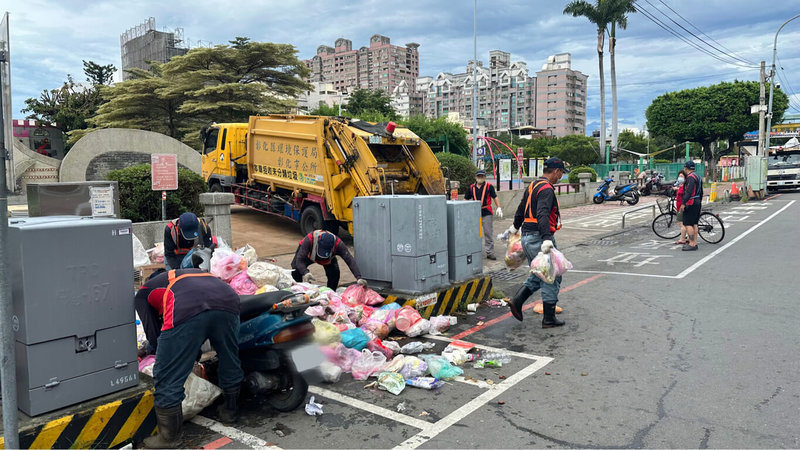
[302,272,315,283]
[507,225,520,235]
[357,278,368,288]
[495,207,503,219]
[541,240,554,254]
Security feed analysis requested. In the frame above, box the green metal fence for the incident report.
[590,163,705,180]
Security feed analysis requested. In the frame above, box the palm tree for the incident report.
[564,1,610,161]
[607,0,637,159]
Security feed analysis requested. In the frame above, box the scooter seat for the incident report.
[239,291,295,321]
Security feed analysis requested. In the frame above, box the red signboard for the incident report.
[151,154,178,191]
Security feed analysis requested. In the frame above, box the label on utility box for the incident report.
[89,186,115,217]
[416,293,437,308]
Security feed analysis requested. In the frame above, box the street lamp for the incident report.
[472,0,478,165]
[765,13,800,152]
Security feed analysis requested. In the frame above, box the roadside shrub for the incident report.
[567,166,598,184]
[107,163,207,222]
[435,152,478,194]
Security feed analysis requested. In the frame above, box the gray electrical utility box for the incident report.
[353,195,449,294]
[8,216,138,416]
[446,201,483,281]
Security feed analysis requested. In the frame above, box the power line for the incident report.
[586,69,757,88]
[656,0,757,66]
[644,0,754,66]
[774,54,800,112]
[634,3,759,69]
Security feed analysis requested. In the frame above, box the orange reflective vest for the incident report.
[523,179,561,233]
[471,183,493,214]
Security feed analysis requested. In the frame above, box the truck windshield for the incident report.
[769,153,800,169]
[203,128,219,155]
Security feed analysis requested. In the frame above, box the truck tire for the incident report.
[300,205,323,235]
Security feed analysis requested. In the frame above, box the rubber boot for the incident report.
[217,386,240,424]
[143,405,183,449]
[508,286,533,322]
[541,303,565,328]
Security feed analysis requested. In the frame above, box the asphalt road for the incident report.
[177,191,800,449]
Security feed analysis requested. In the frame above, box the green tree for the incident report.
[90,37,310,148]
[82,60,116,85]
[22,60,115,150]
[646,80,789,179]
[310,102,346,116]
[617,129,650,161]
[549,134,600,166]
[434,152,478,194]
[564,0,613,158]
[344,89,398,120]
[402,115,469,156]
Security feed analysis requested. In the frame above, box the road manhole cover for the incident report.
[488,270,524,281]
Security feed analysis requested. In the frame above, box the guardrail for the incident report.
[621,203,657,228]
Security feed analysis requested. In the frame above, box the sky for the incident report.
[5,0,800,135]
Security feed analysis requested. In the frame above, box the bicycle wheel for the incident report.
[698,212,725,244]
[652,212,681,239]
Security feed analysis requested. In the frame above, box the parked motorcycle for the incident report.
[593,177,640,205]
[640,172,676,196]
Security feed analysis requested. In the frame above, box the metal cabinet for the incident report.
[446,201,483,281]
[8,216,138,415]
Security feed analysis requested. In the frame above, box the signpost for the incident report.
[517,147,524,179]
[151,154,178,221]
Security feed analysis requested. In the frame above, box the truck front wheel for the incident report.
[300,205,323,236]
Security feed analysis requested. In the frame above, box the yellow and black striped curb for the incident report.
[1,387,155,449]
[380,275,493,318]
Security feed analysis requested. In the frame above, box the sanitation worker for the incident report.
[136,269,242,448]
[163,212,214,270]
[506,157,568,327]
[464,169,503,260]
[291,229,367,289]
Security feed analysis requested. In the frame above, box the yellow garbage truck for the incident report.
[201,115,446,235]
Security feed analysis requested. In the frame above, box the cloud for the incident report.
[6,0,800,135]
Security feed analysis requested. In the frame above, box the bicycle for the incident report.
[652,195,725,244]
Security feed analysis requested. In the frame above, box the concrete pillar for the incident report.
[618,171,631,185]
[578,172,592,202]
[199,193,235,247]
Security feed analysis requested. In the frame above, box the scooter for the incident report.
[593,177,640,205]
[234,290,322,411]
[640,172,675,196]
[184,248,322,412]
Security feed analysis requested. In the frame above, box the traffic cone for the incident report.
[730,182,741,201]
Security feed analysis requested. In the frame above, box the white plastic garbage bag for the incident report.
[132,235,150,268]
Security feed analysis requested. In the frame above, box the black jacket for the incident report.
[513,178,559,241]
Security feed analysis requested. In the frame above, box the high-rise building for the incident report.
[415,50,537,132]
[305,35,420,95]
[120,18,188,80]
[535,53,588,137]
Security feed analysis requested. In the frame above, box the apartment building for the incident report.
[535,53,588,137]
[305,35,420,95]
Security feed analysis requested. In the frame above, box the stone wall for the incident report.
[60,128,201,182]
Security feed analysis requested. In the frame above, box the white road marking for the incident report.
[393,356,553,450]
[675,200,796,279]
[423,334,540,361]
[308,385,431,430]
[598,252,672,267]
[190,415,281,449]
[570,269,679,279]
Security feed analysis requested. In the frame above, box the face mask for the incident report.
[677,177,685,184]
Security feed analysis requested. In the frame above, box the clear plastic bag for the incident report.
[383,355,407,373]
[235,244,258,266]
[361,320,390,341]
[504,233,525,271]
[363,289,385,306]
[377,372,405,395]
[210,248,246,281]
[182,372,223,420]
[428,315,453,335]
[351,350,387,381]
[531,248,572,284]
[148,243,165,264]
[400,341,436,354]
[424,355,464,380]
[319,361,342,383]
[367,338,395,360]
[405,318,430,338]
[550,248,573,278]
[321,343,360,373]
[247,262,287,287]
[132,235,150,268]
[342,284,366,307]
[399,356,428,379]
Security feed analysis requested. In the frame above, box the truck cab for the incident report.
[200,123,249,191]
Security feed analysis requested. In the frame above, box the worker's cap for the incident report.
[476,169,486,177]
[544,157,570,173]
[178,212,200,240]
[684,160,696,169]
[316,232,336,259]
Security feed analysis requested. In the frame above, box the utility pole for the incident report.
[758,60,766,156]
[0,44,19,450]
[472,0,478,165]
